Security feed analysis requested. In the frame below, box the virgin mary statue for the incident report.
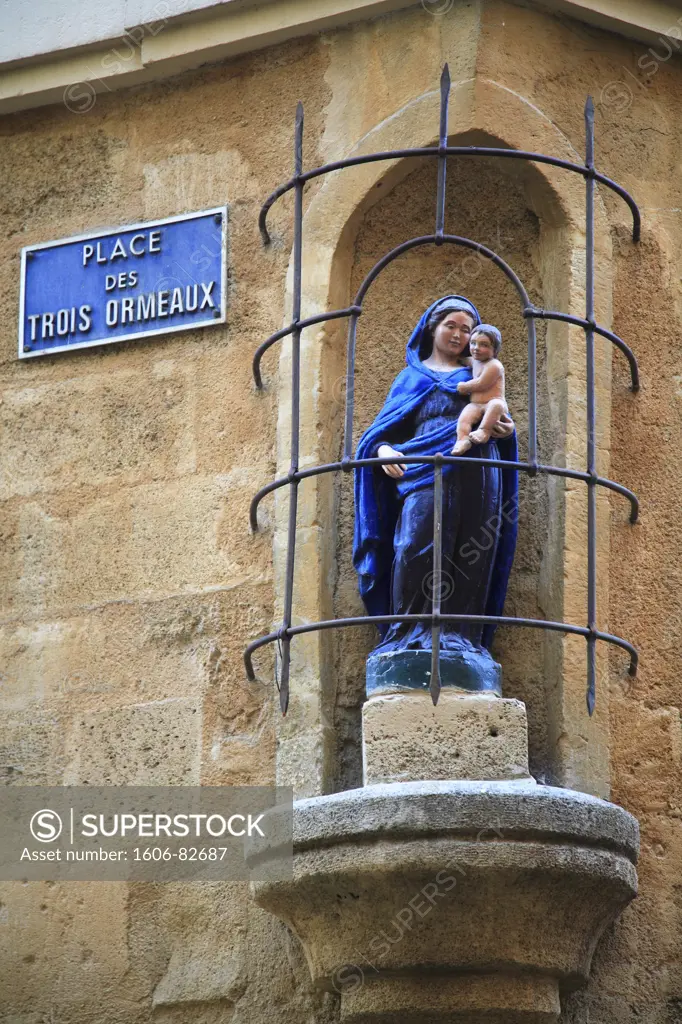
[352,295,518,696]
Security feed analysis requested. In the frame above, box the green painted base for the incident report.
[366,648,502,698]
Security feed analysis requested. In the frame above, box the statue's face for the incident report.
[432,310,474,359]
[470,333,496,362]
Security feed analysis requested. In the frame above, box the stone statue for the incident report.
[353,296,518,696]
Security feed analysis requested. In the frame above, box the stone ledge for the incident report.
[0,0,417,114]
[340,973,561,1023]
[285,781,640,861]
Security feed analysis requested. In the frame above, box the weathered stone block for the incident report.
[0,361,196,500]
[64,697,201,785]
[362,691,532,784]
[2,472,264,615]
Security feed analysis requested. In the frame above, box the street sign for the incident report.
[18,207,227,359]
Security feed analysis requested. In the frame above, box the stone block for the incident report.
[1,472,265,616]
[64,697,201,785]
[194,348,276,476]
[0,880,144,1017]
[148,881,248,1007]
[362,691,532,784]
[0,706,67,785]
[0,361,196,500]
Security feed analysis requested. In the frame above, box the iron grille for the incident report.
[243,66,640,718]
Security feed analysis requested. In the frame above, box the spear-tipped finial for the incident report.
[279,643,291,716]
[294,101,304,175]
[584,95,595,172]
[436,65,451,238]
[430,649,441,706]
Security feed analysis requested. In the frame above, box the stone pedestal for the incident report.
[251,781,638,1024]
[250,693,639,1023]
[362,691,531,784]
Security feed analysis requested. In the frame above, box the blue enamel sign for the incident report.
[19,207,227,359]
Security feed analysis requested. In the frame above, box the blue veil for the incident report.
[352,295,518,650]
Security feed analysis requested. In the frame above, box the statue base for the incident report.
[362,691,532,784]
[366,647,502,697]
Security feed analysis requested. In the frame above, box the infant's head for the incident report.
[470,324,502,359]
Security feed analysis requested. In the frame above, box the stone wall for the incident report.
[0,35,334,1024]
[0,1,681,1021]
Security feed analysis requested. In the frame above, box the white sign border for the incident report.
[18,206,228,360]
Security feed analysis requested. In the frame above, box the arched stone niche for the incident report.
[272,78,614,799]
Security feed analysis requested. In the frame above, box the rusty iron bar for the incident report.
[527,298,538,470]
[523,309,639,392]
[249,454,639,534]
[258,148,640,246]
[253,305,637,396]
[278,101,304,717]
[585,97,598,717]
[431,457,444,705]
[343,310,360,462]
[435,65,450,242]
[244,612,638,682]
[252,306,361,390]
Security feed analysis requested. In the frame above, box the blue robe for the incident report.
[352,300,518,653]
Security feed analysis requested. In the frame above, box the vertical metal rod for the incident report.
[527,317,538,467]
[280,101,304,716]
[585,96,597,717]
[435,64,450,242]
[430,458,443,705]
[343,311,360,460]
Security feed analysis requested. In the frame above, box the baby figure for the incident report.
[452,324,508,456]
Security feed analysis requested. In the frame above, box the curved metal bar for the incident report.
[248,454,639,532]
[353,234,532,307]
[330,232,537,461]
[526,308,639,392]
[596,629,639,675]
[252,302,640,396]
[258,145,641,245]
[249,475,287,533]
[243,612,637,680]
[252,306,361,388]
[596,175,641,243]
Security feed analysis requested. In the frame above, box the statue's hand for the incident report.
[377,444,407,479]
[490,412,515,439]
